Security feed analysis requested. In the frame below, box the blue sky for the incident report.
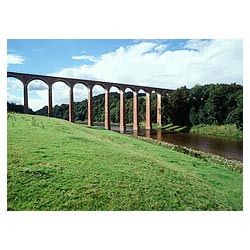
[7,39,191,74]
[7,39,243,111]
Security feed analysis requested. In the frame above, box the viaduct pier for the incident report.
[7,72,173,131]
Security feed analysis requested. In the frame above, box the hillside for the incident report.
[7,113,243,210]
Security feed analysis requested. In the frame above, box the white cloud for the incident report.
[28,80,48,91]
[7,78,23,91]
[184,39,212,51]
[52,40,242,90]
[29,89,48,111]
[52,82,70,106]
[155,44,168,51]
[19,40,242,111]
[7,54,25,65]
[74,84,88,102]
[72,55,98,62]
[7,93,23,105]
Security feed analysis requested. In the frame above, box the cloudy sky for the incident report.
[7,39,243,111]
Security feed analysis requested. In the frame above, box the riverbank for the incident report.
[190,124,243,139]
[162,123,242,139]
[8,113,243,210]
[136,136,243,173]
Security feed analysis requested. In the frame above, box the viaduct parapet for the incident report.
[7,72,173,131]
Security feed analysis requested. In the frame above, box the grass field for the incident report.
[190,124,243,139]
[7,113,243,211]
[162,123,243,139]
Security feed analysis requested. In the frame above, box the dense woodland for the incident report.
[8,83,243,130]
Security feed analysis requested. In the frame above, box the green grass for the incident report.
[162,123,242,139]
[7,113,243,211]
[162,124,190,132]
[190,124,243,139]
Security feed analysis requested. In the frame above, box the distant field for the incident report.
[190,124,243,139]
[162,123,243,139]
[7,113,243,210]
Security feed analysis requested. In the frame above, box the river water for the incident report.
[100,125,243,162]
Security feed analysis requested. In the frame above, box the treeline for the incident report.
[7,102,34,114]
[8,83,243,130]
[166,83,243,130]
[35,92,151,124]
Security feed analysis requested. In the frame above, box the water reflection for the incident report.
[96,124,243,162]
[157,129,162,141]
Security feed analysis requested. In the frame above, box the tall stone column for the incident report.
[23,83,28,114]
[157,93,162,127]
[146,92,152,130]
[69,86,74,122]
[120,89,126,132]
[48,84,53,117]
[133,91,139,131]
[88,87,93,126]
[105,88,111,130]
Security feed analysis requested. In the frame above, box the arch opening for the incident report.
[73,83,88,123]
[7,77,26,113]
[137,89,153,130]
[92,84,106,127]
[52,81,70,121]
[109,86,121,127]
[124,87,135,128]
[27,79,48,113]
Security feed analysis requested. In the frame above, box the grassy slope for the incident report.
[7,113,243,211]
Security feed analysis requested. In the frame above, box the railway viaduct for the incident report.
[7,72,173,131]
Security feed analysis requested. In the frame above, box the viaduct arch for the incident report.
[7,72,173,131]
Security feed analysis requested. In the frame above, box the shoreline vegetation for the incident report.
[77,121,243,140]
[8,82,243,135]
[7,113,243,211]
[161,123,243,139]
[136,136,243,173]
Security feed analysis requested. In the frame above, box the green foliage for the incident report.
[7,102,34,114]
[225,90,243,130]
[167,86,191,126]
[188,83,243,129]
[8,113,243,210]
[33,92,153,124]
[9,83,243,130]
[190,124,243,139]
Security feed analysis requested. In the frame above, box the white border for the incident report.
[1,1,249,250]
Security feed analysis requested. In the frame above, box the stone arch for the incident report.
[137,88,152,130]
[27,79,48,113]
[109,86,121,129]
[122,87,135,130]
[27,77,48,86]
[92,84,110,129]
[7,76,24,112]
[51,78,72,88]
[73,83,88,123]
[52,81,71,121]
[7,74,24,83]
[149,90,159,126]
[7,72,173,130]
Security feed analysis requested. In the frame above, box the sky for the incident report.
[7,39,243,111]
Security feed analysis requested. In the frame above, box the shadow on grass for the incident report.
[161,124,192,133]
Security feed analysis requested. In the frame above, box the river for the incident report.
[98,125,243,162]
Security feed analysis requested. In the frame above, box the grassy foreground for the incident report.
[7,113,243,211]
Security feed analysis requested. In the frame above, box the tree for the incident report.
[167,86,191,126]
